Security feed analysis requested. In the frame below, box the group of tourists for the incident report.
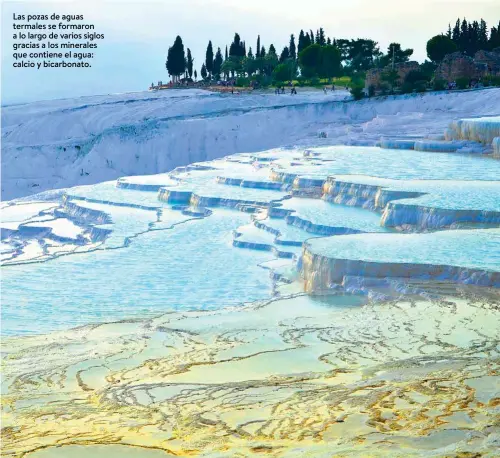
[275,85,298,95]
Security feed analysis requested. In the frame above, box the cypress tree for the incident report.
[206,41,214,77]
[280,46,290,63]
[166,35,185,81]
[201,63,207,80]
[319,28,326,46]
[298,30,306,54]
[224,46,229,79]
[289,34,296,60]
[479,19,488,49]
[452,18,460,43]
[213,47,223,78]
[460,18,469,53]
[186,48,193,78]
[260,46,266,58]
[230,33,242,56]
[166,46,173,77]
[256,35,261,58]
[488,21,500,50]
[310,30,315,44]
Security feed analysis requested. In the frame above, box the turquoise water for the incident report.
[3,145,500,336]
[307,228,500,272]
[1,210,274,335]
[277,146,500,181]
[279,197,389,232]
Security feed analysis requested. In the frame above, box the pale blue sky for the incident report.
[2,0,499,104]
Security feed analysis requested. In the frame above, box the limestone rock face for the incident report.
[365,61,419,89]
[394,61,420,81]
[435,52,479,81]
[474,49,500,75]
[365,68,384,89]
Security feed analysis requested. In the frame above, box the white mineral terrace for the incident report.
[1,89,500,457]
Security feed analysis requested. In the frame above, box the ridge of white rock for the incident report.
[3,88,500,200]
[301,230,500,291]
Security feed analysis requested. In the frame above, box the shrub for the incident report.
[483,75,500,87]
[333,76,352,87]
[455,77,469,89]
[236,77,250,87]
[368,85,376,97]
[400,82,414,94]
[414,80,428,93]
[404,70,429,84]
[420,61,437,80]
[381,69,399,90]
[310,76,321,86]
[296,76,306,87]
[432,79,447,91]
[350,85,364,100]
[379,82,391,95]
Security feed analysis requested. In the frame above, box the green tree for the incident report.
[186,48,193,78]
[200,63,207,80]
[459,18,468,53]
[426,35,458,62]
[230,33,245,57]
[194,69,197,81]
[298,30,307,54]
[263,45,278,76]
[279,46,290,63]
[378,43,413,68]
[221,55,242,78]
[479,19,488,49]
[256,35,261,58]
[243,54,258,76]
[289,34,296,60]
[213,47,223,79]
[452,19,460,42]
[273,62,295,82]
[318,28,326,46]
[420,60,437,80]
[298,43,322,77]
[205,41,214,78]
[489,21,500,50]
[404,70,429,84]
[347,39,382,71]
[223,46,229,79]
[381,69,399,91]
[166,35,186,81]
[318,45,342,79]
